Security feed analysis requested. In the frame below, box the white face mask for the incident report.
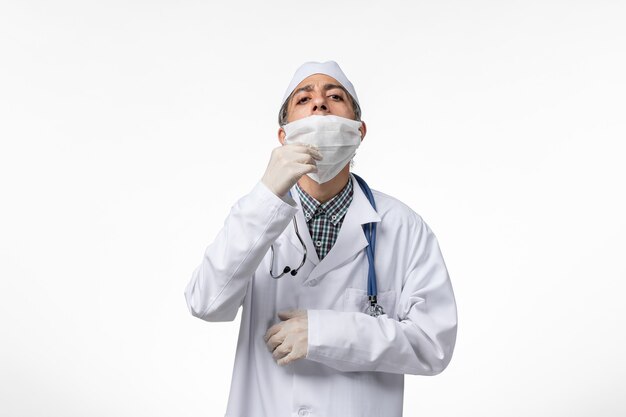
[283,115,362,184]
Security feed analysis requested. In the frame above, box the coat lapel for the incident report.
[285,186,320,267]
[298,174,381,284]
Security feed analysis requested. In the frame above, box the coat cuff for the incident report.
[255,181,297,208]
[306,309,359,364]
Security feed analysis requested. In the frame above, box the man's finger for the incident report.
[277,351,298,366]
[266,333,284,352]
[304,147,324,161]
[264,323,282,342]
[293,153,318,165]
[286,144,323,160]
[277,309,306,320]
[294,163,317,178]
[272,344,290,360]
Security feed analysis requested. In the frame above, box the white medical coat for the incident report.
[185,174,457,417]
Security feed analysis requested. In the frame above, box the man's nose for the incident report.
[311,96,328,113]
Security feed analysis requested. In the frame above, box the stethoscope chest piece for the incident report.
[367,296,385,317]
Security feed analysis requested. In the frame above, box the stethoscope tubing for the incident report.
[269,174,384,316]
[353,174,378,299]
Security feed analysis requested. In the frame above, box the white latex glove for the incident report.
[264,309,308,366]
[261,144,323,197]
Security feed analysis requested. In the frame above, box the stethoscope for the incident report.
[269,174,385,317]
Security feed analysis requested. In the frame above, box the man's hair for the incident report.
[277,87,362,126]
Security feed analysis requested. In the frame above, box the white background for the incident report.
[1,1,625,416]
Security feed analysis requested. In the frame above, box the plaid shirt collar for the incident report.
[296,177,353,226]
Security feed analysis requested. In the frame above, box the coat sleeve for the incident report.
[305,216,458,375]
[184,181,298,322]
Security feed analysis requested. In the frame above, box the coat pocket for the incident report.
[342,287,397,319]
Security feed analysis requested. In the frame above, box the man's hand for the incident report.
[261,145,323,197]
[264,309,308,366]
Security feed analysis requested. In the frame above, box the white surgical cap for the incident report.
[281,61,359,107]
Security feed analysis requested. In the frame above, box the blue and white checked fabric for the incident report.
[296,178,354,260]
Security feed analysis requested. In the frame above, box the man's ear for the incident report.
[278,127,286,145]
[359,121,367,142]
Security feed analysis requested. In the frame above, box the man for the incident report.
[185,61,457,417]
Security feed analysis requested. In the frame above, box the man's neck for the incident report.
[297,166,350,204]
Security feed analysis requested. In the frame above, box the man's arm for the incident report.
[305,217,457,375]
[184,144,322,322]
[184,181,297,321]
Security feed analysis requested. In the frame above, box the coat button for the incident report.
[309,279,318,286]
[297,408,310,417]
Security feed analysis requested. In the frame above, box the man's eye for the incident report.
[329,94,343,101]
[297,97,310,104]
